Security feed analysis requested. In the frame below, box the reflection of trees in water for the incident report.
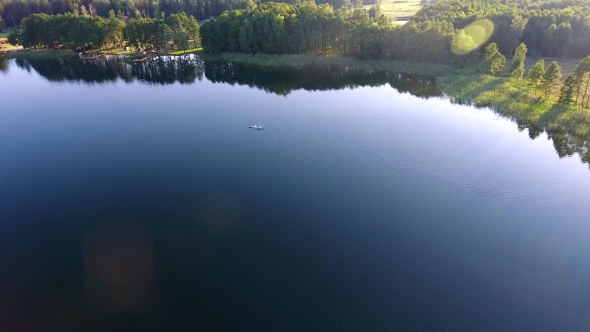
[514,115,590,166]
[14,56,205,85]
[204,60,443,98]
[12,56,442,98]
[128,57,205,85]
[9,56,590,169]
[0,57,8,73]
[453,100,590,168]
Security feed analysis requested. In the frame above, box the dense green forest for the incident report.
[0,0,252,25]
[5,0,590,59]
[199,2,460,62]
[414,0,590,58]
[0,0,365,27]
[7,12,199,52]
[199,0,590,60]
[200,3,396,59]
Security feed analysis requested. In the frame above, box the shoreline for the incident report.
[438,73,590,149]
[3,49,589,152]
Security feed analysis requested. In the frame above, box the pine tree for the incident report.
[559,73,578,104]
[541,61,561,97]
[574,56,590,106]
[528,59,545,94]
[484,43,505,75]
[511,63,525,80]
[80,5,89,16]
[489,53,506,75]
[484,42,499,63]
[510,42,527,72]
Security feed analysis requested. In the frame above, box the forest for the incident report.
[7,11,199,52]
[414,0,590,58]
[198,0,590,60]
[0,0,364,27]
[5,0,590,59]
[3,0,590,60]
[199,2,462,62]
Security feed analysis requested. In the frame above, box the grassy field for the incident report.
[0,28,20,53]
[364,0,422,22]
[165,41,203,55]
[165,46,203,55]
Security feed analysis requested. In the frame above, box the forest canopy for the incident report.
[0,0,356,25]
[413,0,590,58]
[5,0,590,60]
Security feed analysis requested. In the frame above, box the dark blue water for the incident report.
[2,57,590,331]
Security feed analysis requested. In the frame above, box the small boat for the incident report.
[249,125,264,130]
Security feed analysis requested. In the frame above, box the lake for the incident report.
[2,56,590,331]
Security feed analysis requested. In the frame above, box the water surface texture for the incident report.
[2,57,590,331]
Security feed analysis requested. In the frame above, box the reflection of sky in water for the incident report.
[1,59,590,331]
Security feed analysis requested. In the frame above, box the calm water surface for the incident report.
[2,57,590,331]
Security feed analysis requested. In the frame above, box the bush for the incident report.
[7,30,23,45]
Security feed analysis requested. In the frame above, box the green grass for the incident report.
[163,41,203,55]
[165,46,204,55]
[1,28,22,54]
[200,53,449,76]
[363,0,422,22]
[94,47,135,55]
[5,49,73,59]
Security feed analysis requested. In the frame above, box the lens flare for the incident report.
[452,19,494,55]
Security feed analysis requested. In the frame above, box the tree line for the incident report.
[200,2,472,63]
[414,0,590,59]
[200,2,391,59]
[0,0,252,24]
[5,0,590,60]
[483,40,590,109]
[7,11,199,52]
[0,0,367,27]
